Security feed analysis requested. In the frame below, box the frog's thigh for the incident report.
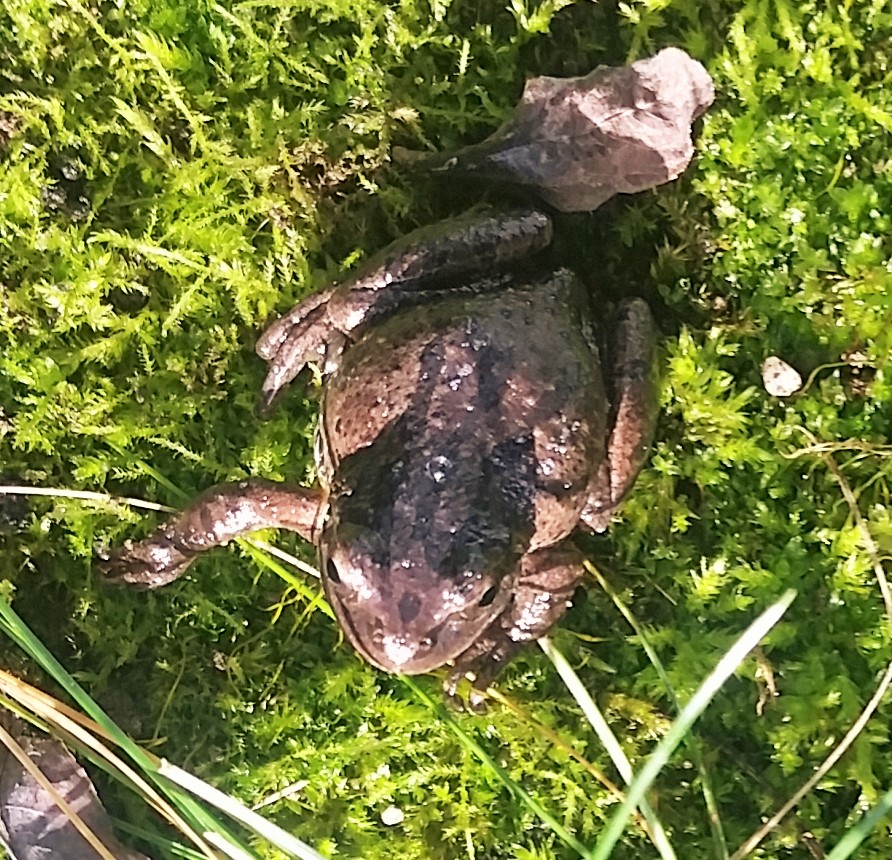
[581,298,657,532]
[101,479,324,588]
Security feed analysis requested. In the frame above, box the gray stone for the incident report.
[401,48,715,212]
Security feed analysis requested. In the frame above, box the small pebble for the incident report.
[761,356,802,397]
[381,805,405,826]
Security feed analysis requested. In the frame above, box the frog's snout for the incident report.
[373,628,437,673]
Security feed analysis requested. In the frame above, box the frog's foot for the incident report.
[256,288,346,412]
[99,530,196,589]
[443,542,585,712]
[444,642,519,714]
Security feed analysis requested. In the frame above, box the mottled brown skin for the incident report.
[101,208,657,711]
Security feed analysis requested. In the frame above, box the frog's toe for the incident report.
[442,667,491,714]
[259,311,346,414]
[466,686,489,715]
[255,288,334,360]
[443,668,471,713]
[98,535,194,589]
[444,690,466,713]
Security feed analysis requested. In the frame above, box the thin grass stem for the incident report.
[539,637,676,860]
[824,786,892,859]
[586,561,729,860]
[590,590,796,860]
[160,762,326,860]
[0,485,174,513]
[403,676,591,859]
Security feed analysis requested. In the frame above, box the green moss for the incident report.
[3,0,892,857]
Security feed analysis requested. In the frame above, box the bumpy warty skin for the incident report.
[318,271,607,677]
[102,205,659,708]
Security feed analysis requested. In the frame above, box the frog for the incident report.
[101,207,657,711]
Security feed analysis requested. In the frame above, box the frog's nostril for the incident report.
[399,592,422,624]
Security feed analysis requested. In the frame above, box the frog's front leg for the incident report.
[256,208,552,410]
[100,480,324,589]
[581,298,658,532]
[445,541,584,713]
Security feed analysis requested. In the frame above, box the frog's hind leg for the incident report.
[580,298,658,532]
[99,480,324,588]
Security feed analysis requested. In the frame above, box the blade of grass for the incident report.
[0,598,260,859]
[0,669,222,859]
[487,689,647,832]
[0,485,174,513]
[789,429,892,627]
[538,637,676,860]
[731,659,892,860]
[589,589,797,860]
[240,541,334,619]
[160,762,327,860]
[113,819,210,859]
[735,436,892,857]
[824,786,892,860]
[0,677,264,860]
[201,832,259,860]
[402,676,591,859]
[0,642,325,860]
[244,537,321,580]
[585,560,729,860]
[108,450,192,501]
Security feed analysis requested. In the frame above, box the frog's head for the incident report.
[319,505,525,675]
[318,416,538,674]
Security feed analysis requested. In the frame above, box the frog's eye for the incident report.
[477,585,498,608]
[326,557,341,584]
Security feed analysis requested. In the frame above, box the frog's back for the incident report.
[322,269,608,549]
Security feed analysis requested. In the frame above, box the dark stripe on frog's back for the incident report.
[321,284,501,465]
[325,273,597,578]
[329,307,537,582]
[324,269,591,453]
[397,320,537,579]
